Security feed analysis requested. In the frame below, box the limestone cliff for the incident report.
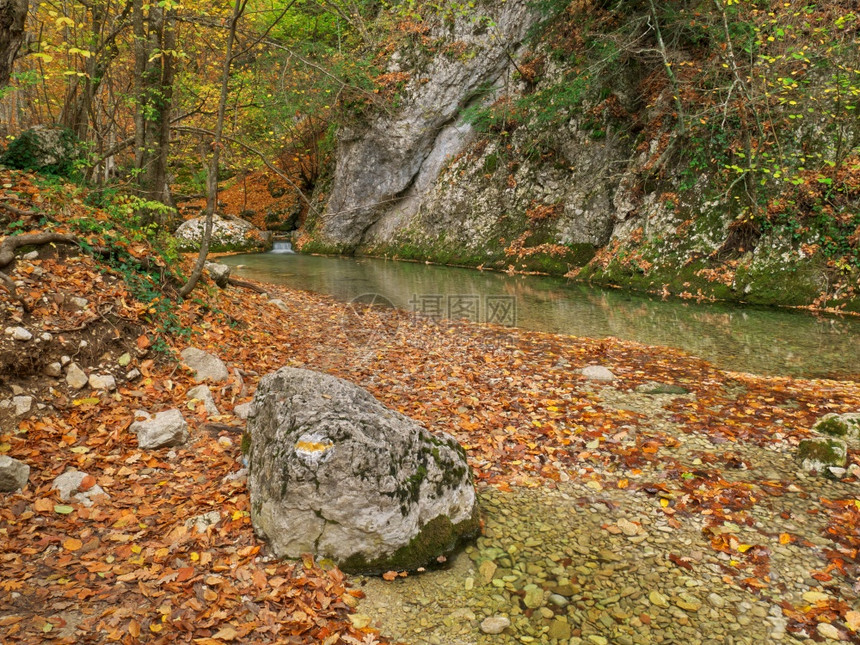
[301,1,860,311]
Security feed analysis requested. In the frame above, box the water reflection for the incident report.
[221,252,860,379]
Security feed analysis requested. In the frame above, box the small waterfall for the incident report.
[271,241,295,254]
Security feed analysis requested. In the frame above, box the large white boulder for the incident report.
[174,215,268,252]
[247,367,479,573]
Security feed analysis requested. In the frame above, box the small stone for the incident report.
[65,363,88,389]
[0,455,30,492]
[131,409,189,449]
[478,559,498,585]
[816,623,840,640]
[802,591,830,604]
[549,593,570,608]
[548,617,571,640]
[233,401,254,420]
[68,297,88,310]
[269,298,289,313]
[588,636,608,645]
[40,332,52,342]
[185,510,221,532]
[636,382,689,395]
[117,352,132,367]
[187,384,219,416]
[11,327,32,341]
[523,584,544,609]
[52,469,109,507]
[22,250,38,260]
[480,616,510,635]
[12,395,32,416]
[60,355,70,365]
[649,591,669,608]
[676,600,701,612]
[217,436,233,448]
[180,347,229,383]
[617,518,641,537]
[580,365,615,381]
[205,262,231,288]
[708,593,726,608]
[43,362,62,377]
[126,368,141,381]
[88,373,117,391]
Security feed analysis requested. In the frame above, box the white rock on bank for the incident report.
[180,347,229,383]
[187,384,219,416]
[52,469,109,507]
[9,327,33,341]
[0,456,30,492]
[66,363,88,389]
[88,373,117,391]
[131,409,189,449]
[580,365,616,381]
[12,395,32,416]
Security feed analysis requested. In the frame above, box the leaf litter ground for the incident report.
[1,177,859,643]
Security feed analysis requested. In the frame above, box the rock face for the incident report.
[298,3,858,310]
[180,347,229,383]
[310,0,538,250]
[247,367,479,573]
[174,215,268,252]
[0,456,30,492]
[131,409,189,449]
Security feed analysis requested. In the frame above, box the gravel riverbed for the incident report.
[354,386,858,645]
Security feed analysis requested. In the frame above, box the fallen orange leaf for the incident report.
[63,538,83,551]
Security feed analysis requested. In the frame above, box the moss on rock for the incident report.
[338,507,482,575]
[796,437,847,470]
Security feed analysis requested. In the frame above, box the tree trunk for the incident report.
[179,0,246,298]
[0,0,27,88]
[133,0,176,222]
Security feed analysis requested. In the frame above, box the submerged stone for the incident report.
[813,412,860,445]
[247,367,478,574]
[796,436,847,472]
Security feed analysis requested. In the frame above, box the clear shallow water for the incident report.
[221,252,860,380]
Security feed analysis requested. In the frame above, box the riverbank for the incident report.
[2,213,860,642]
[220,250,860,380]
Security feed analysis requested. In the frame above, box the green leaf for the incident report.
[54,505,75,514]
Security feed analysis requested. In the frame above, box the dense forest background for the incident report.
[0,0,858,307]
